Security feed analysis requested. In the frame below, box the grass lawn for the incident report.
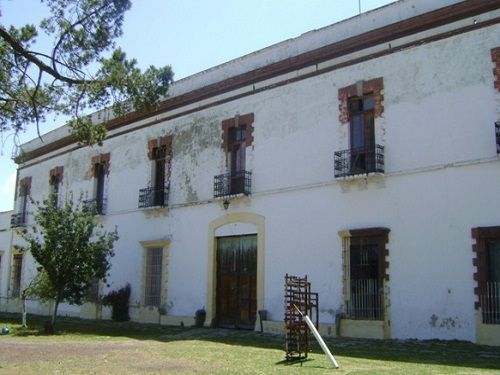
[0,313,499,374]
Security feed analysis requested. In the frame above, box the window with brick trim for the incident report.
[340,228,390,320]
[89,153,109,215]
[11,254,23,298]
[491,47,500,92]
[139,136,172,208]
[215,113,254,197]
[49,166,64,208]
[11,177,31,227]
[472,226,500,324]
[335,78,385,177]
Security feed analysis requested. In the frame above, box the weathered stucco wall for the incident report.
[3,1,500,344]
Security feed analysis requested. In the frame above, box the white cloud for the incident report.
[0,171,16,211]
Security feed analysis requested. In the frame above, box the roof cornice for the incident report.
[17,0,500,164]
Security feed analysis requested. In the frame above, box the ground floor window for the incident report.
[472,226,500,324]
[144,247,163,307]
[11,254,23,298]
[340,228,389,320]
[140,240,169,309]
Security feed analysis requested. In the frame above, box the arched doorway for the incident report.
[207,213,265,329]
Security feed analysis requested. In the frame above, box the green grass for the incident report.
[0,313,499,374]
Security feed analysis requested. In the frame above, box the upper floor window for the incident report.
[349,95,375,173]
[139,136,172,208]
[335,78,384,178]
[11,176,31,228]
[88,153,110,215]
[491,47,500,92]
[214,113,254,198]
[49,166,64,208]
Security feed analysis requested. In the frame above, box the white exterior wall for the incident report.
[4,1,500,342]
[0,211,13,303]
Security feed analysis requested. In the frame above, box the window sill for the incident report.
[141,206,168,217]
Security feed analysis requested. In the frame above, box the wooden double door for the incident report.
[216,235,257,329]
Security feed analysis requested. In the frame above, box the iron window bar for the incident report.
[138,186,169,208]
[345,279,384,320]
[334,144,384,178]
[10,212,26,228]
[213,170,252,198]
[480,281,500,324]
[495,121,500,155]
[83,198,107,215]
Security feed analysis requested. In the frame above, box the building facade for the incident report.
[1,0,500,345]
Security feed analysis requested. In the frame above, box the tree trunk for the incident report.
[52,297,60,326]
[45,296,60,334]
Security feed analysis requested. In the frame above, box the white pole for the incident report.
[293,305,339,369]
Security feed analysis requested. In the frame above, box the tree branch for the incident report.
[51,2,111,70]
[0,26,88,85]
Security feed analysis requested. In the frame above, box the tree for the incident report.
[0,0,173,146]
[18,194,118,331]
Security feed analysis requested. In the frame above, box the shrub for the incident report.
[102,284,131,322]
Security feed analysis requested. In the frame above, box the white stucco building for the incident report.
[1,0,500,345]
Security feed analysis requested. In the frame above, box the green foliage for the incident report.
[18,193,118,326]
[102,283,131,322]
[0,0,173,145]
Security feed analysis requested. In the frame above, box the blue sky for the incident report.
[0,0,394,211]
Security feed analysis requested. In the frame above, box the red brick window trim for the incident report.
[18,177,32,197]
[147,136,172,160]
[221,113,254,152]
[492,47,500,92]
[338,78,384,124]
[49,166,64,184]
[91,153,110,176]
[471,226,500,310]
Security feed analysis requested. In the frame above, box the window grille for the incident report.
[145,248,163,307]
[480,281,500,324]
[11,254,23,298]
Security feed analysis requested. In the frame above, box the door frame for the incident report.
[216,234,257,328]
[207,213,265,330]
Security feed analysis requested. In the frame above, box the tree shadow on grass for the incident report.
[1,312,500,371]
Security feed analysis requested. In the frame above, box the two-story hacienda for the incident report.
[1,0,500,346]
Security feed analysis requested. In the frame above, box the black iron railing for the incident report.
[214,170,252,198]
[334,145,384,178]
[10,212,26,228]
[138,186,168,208]
[495,121,500,154]
[83,198,107,215]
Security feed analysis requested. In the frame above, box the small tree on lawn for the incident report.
[18,193,118,332]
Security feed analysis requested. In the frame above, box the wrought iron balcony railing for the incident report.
[214,170,252,198]
[138,186,168,208]
[495,121,500,154]
[334,144,384,178]
[83,198,107,215]
[10,212,26,228]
